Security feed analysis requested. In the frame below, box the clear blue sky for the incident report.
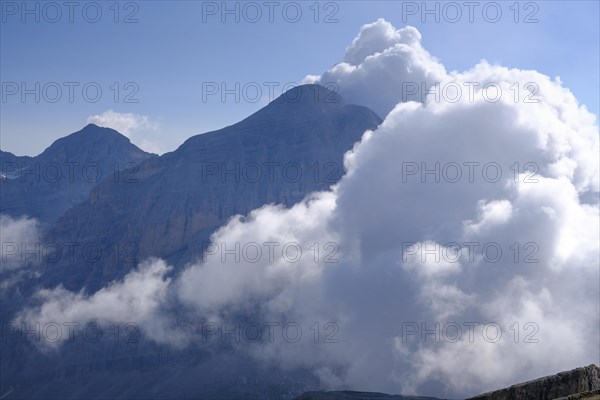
[1,0,598,155]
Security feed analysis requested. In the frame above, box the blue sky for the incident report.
[1,0,598,155]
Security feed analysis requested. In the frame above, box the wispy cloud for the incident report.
[87,110,162,154]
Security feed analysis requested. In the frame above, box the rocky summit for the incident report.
[0,124,155,225]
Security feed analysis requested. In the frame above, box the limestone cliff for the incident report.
[466,364,600,400]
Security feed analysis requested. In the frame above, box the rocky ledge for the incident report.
[295,365,600,400]
[466,364,600,400]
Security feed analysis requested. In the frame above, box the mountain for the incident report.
[42,84,382,291]
[1,84,382,399]
[0,125,155,225]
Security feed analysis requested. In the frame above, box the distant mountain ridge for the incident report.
[0,124,155,224]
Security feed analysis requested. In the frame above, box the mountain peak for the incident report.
[273,83,343,106]
[77,123,128,139]
[1,123,156,224]
[178,83,379,153]
[38,123,146,159]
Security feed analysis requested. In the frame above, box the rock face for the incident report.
[41,84,382,292]
[466,364,600,400]
[0,125,155,225]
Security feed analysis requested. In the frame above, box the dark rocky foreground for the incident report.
[467,364,600,400]
[295,365,600,400]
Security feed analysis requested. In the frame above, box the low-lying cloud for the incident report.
[1,214,41,272]
[14,258,184,348]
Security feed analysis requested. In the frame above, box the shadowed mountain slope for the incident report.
[41,84,382,291]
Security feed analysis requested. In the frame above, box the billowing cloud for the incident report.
[177,191,339,315]
[87,110,161,153]
[17,19,599,398]
[172,20,599,396]
[305,18,447,118]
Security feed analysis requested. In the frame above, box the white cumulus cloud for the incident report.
[305,18,448,118]
[173,20,598,396]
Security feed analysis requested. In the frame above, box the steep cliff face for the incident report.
[42,84,382,291]
[466,365,600,400]
[0,125,155,225]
